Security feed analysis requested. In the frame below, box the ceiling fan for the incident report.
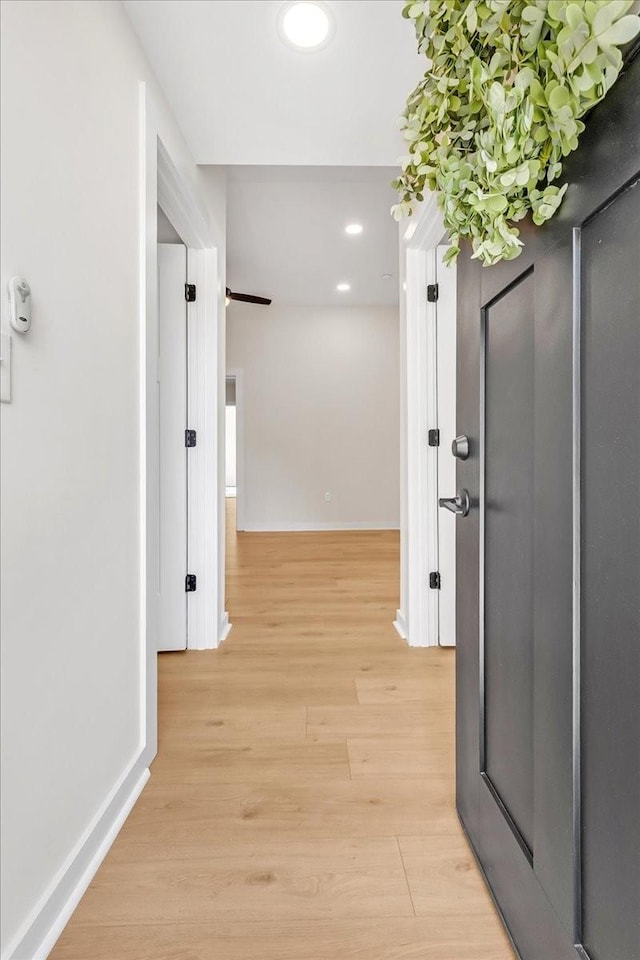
[225,286,272,306]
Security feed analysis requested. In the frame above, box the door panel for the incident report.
[531,240,574,930]
[581,179,640,960]
[158,243,187,652]
[456,52,640,960]
[483,272,535,854]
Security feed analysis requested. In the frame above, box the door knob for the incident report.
[451,435,469,460]
[439,488,471,517]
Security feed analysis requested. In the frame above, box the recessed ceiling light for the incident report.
[279,2,334,51]
[336,282,351,292]
[345,223,363,236]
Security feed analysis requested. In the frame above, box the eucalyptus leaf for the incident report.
[599,14,640,44]
[394,0,640,264]
[565,4,585,30]
[548,84,572,110]
[593,2,619,33]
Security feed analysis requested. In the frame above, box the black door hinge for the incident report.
[185,574,197,592]
[429,571,441,590]
[427,283,439,303]
[185,283,196,302]
[185,429,197,448]
[428,428,440,447]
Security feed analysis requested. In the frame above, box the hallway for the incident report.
[51,503,513,959]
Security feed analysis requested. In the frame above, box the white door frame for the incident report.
[396,193,457,647]
[226,368,245,531]
[140,83,224,763]
[434,244,457,647]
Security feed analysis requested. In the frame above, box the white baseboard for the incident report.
[218,611,232,646]
[398,607,439,648]
[242,521,400,532]
[406,635,436,648]
[4,757,149,960]
[393,609,408,641]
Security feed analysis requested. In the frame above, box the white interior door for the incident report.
[158,242,187,651]
[435,244,457,646]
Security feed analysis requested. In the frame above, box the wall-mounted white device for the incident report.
[8,277,32,332]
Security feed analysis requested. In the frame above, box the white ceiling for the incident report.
[225,165,399,308]
[123,0,424,166]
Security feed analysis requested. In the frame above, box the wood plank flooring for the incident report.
[51,501,514,960]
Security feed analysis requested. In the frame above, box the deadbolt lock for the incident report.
[451,435,470,460]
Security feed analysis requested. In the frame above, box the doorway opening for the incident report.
[223,165,402,633]
[221,166,457,649]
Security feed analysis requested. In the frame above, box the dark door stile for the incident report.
[456,51,640,960]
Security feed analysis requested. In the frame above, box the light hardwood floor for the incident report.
[51,500,514,960]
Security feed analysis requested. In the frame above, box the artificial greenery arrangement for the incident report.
[393,0,640,264]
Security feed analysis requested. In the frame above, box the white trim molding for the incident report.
[218,610,233,646]
[157,141,211,248]
[139,80,158,764]
[3,757,149,960]
[434,245,457,646]
[393,609,408,641]
[398,193,457,647]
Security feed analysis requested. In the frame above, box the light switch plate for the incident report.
[1,332,12,403]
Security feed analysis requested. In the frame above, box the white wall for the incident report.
[0,2,224,956]
[157,205,183,244]
[226,303,400,530]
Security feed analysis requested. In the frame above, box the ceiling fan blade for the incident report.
[227,287,272,306]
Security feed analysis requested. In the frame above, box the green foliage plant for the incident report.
[393,0,640,265]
